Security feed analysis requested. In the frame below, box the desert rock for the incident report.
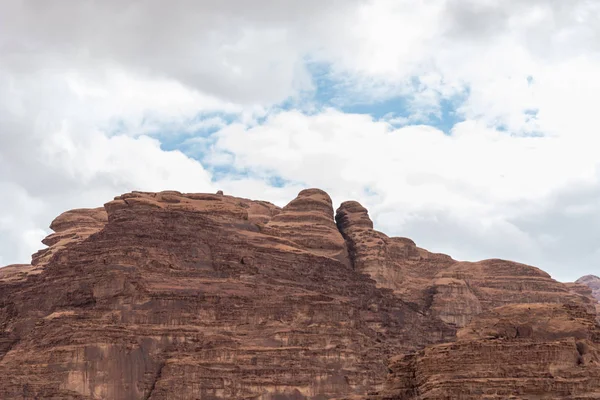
[374,303,600,399]
[0,189,597,399]
[575,275,600,302]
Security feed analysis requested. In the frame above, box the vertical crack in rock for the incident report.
[334,201,368,271]
[143,361,165,400]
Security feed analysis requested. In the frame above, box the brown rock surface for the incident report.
[262,189,350,265]
[374,303,600,399]
[0,190,597,399]
[575,275,600,302]
[32,207,108,268]
[567,276,600,322]
[0,190,451,399]
[335,201,587,328]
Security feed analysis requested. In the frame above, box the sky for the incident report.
[1,0,600,282]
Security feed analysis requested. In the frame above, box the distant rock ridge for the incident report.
[576,275,600,302]
[0,188,598,399]
[569,275,600,323]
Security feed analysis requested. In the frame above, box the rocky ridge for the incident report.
[574,275,600,302]
[0,189,598,399]
[566,275,600,322]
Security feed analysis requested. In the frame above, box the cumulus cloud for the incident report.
[2,0,600,281]
[0,70,217,265]
[0,0,364,105]
[205,109,600,280]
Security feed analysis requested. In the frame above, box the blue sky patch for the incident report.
[303,61,468,133]
[150,61,473,184]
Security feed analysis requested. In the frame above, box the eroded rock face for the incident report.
[374,303,600,399]
[567,276,600,323]
[335,202,586,328]
[263,189,350,266]
[33,207,108,268]
[576,275,600,302]
[336,201,453,310]
[0,190,597,399]
[0,190,451,400]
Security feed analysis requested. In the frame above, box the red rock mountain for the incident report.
[0,189,598,399]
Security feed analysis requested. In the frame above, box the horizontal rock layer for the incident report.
[575,275,600,303]
[335,201,590,328]
[373,303,600,399]
[0,189,597,399]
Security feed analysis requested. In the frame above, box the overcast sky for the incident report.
[2,0,600,281]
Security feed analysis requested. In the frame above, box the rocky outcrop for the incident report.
[0,189,597,399]
[575,275,600,302]
[0,190,452,400]
[335,201,454,308]
[30,207,108,270]
[374,303,600,399]
[567,276,600,322]
[429,259,589,327]
[263,189,350,266]
[335,202,587,328]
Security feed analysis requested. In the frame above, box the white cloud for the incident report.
[0,70,217,266]
[0,127,217,266]
[210,109,600,281]
[0,0,363,105]
[2,0,600,282]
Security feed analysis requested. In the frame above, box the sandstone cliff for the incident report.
[373,303,600,399]
[0,189,597,399]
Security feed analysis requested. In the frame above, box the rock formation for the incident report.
[0,189,598,399]
[575,275,600,302]
[373,303,600,399]
[567,275,600,322]
[335,201,589,328]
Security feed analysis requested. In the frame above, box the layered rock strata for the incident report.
[0,190,451,399]
[335,201,590,328]
[373,303,600,399]
[0,189,597,399]
[575,275,600,302]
